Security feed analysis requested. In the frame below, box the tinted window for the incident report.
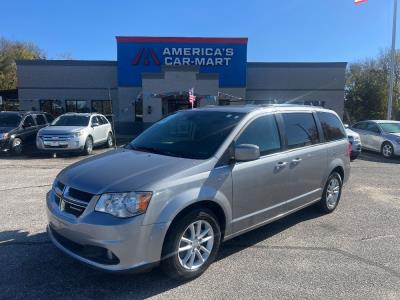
[91,116,101,125]
[35,114,47,125]
[379,122,400,133]
[282,113,319,149]
[236,115,281,156]
[317,112,346,142]
[0,113,21,127]
[51,115,90,126]
[352,122,367,130]
[100,116,109,124]
[365,122,380,134]
[129,111,245,159]
[23,115,35,127]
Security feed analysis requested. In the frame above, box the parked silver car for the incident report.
[351,120,400,158]
[345,126,362,160]
[46,105,350,280]
[37,113,113,155]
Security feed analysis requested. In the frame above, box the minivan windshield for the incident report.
[51,115,90,127]
[379,122,400,134]
[0,113,22,127]
[128,111,245,159]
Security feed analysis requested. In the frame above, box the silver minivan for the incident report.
[47,105,350,280]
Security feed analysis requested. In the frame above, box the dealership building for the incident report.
[16,36,347,134]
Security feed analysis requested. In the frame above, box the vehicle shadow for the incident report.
[357,150,400,164]
[0,205,322,299]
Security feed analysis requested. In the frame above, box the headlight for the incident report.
[95,192,152,218]
[1,133,9,140]
[73,130,83,138]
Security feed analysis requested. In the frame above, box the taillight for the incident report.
[347,142,352,157]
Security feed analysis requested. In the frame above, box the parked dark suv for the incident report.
[0,111,54,155]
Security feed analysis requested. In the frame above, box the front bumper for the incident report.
[46,190,166,272]
[37,137,85,152]
[350,139,362,155]
[0,138,12,152]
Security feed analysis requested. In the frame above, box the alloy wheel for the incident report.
[178,220,214,270]
[326,177,340,210]
[382,144,393,158]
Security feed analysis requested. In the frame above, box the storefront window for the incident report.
[91,100,112,116]
[39,99,64,116]
[65,100,89,113]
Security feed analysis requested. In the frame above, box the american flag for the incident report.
[354,0,367,5]
[188,88,196,105]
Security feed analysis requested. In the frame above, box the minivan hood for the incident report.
[57,148,211,194]
[39,126,85,135]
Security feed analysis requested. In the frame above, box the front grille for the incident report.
[55,181,65,192]
[63,200,86,217]
[50,227,120,265]
[44,144,68,149]
[42,134,72,141]
[54,185,94,218]
[67,188,94,203]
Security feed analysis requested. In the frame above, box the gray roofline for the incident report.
[247,62,347,68]
[16,60,117,66]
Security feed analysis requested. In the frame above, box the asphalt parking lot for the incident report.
[0,149,399,300]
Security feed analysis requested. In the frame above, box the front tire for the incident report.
[319,172,342,213]
[161,209,221,281]
[106,132,113,148]
[83,136,93,155]
[11,138,23,155]
[381,142,394,159]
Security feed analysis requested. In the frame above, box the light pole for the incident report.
[387,0,398,120]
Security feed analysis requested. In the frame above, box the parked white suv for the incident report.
[37,113,113,155]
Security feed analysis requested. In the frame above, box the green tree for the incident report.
[345,50,400,122]
[0,37,46,90]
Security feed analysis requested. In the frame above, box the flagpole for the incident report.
[387,0,397,120]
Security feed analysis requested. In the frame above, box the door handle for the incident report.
[291,158,302,164]
[275,161,288,169]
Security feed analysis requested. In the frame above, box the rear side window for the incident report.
[317,112,346,142]
[35,114,47,125]
[236,114,281,156]
[23,115,35,127]
[282,113,319,149]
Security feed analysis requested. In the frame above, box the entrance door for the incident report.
[162,95,198,116]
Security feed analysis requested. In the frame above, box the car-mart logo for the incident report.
[132,47,235,67]
[132,48,160,66]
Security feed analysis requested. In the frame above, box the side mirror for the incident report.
[92,122,99,127]
[344,124,349,129]
[235,144,260,162]
[23,122,33,128]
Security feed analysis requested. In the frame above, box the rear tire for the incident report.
[381,142,394,159]
[83,136,93,155]
[319,172,342,213]
[11,138,23,155]
[161,209,221,281]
